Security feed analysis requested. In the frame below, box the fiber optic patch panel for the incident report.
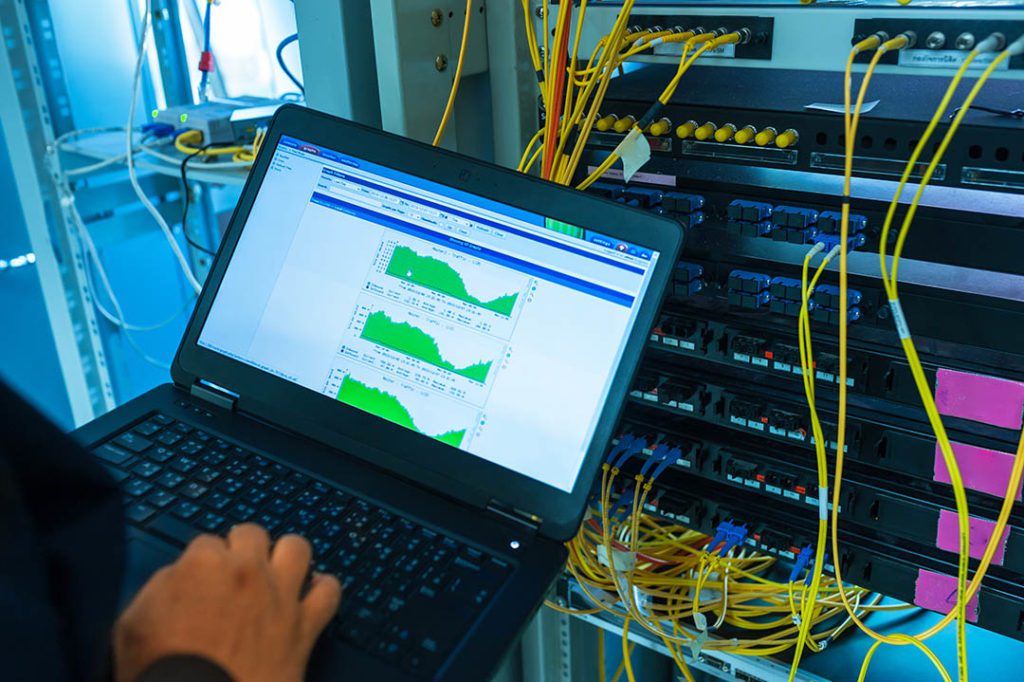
[560,9,1024,649]
[647,309,1024,427]
[613,416,1024,579]
[581,65,1024,276]
[607,469,1024,643]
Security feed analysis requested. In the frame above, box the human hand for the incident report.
[114,525,341,682]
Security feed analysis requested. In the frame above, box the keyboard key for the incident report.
[126,502,156,524]
[270,481,297,497]
[194,466,220,483]
[180,481,208,499]
[217,477,244,496]
[255,512,282,534]
[267,497,293,517]
[150,513,202,545]
[169,455,198,474]
[102,465,131,484]
[94,444,132,466]
[197,512,227,533]
[131,461,161,479]
[227,502,258,522]
[172,501,202,520]
[173,422,194,435]
[114,432,153,453]
[225,458,249,476]
[146,446,176,463]
[134,420,163,437]
[152,414,173,425]
[243,487,268,506]
[246,470,274,487]
[296,490,322,508]
[292,508,318,528]
[315,520,343,539]
[155,466,188,489]
[147,490,177,509]
[178,440,204,456]
[124,479,154,497]
[201,450,227,466]
[205,492,232,511]
[155,431,184,447]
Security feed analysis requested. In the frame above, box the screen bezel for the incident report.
[172,105,683,541]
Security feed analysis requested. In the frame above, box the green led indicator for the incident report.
[151,109,158,119]
[180,113,188,123]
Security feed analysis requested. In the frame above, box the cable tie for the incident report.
[535,69,545,83]
[819,486,829,520]
[889,298,911,339]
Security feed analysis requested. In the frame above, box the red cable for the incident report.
[541,4,573,180]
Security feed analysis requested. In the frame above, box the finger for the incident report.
[301,572,342,642]
[178,533,227,564]
[226,523,272,561]
[269,534,313,597]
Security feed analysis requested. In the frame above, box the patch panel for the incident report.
[621,471,1024,644]
[667,238,1024,356]
[614,419,1024,578]
[851,18,1024,69]
[628,360,1022,486]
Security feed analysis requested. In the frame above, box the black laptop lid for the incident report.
[172,105,682,540]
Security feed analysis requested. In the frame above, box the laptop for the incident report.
[74,104,683,681]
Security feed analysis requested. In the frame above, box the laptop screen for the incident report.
[198,135,660,492]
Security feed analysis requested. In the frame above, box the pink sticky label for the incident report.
[934,441,1022,501]
[914,570,980,622]
[935,510,1010,564]
[588,167,676,187]
[935,368,1024,430]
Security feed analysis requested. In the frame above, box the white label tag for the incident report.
[654,42,736,59]
[890,299,911,340]
[614,127,652,183]
[664,338,680,347]
[899,50,1010,71]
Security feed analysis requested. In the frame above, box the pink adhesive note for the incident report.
[914,570,980,622]
[934,441,1022,501]
[935,368,1024,430]
[935,510,1010,564]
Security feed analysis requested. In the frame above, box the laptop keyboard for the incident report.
[92,410,511,677]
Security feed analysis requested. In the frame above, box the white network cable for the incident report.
[71,200,179,370]
[127,0,203,294]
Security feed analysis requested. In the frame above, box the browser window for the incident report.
[199,135,660,491]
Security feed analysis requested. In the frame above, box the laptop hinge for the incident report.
[486,500,542,535]
[190,380,239,411]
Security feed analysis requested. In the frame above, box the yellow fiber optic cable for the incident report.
[826,38,1022,682]
[573,31,728,190]
[432,0,473,146]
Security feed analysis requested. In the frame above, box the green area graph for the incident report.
[337,376,466,447]
[361,311,492,383]
[386,245,518,316]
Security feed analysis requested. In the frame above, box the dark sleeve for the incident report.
[0,380,126,681]
[136,655,234,682]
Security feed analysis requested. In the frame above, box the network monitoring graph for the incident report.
[330,367,479,448]
[386,245,520,316]
[360,310,493,383]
